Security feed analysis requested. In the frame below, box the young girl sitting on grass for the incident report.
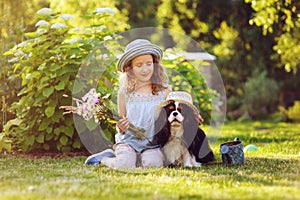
[85,39,171,168]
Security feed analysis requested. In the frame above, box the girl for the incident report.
[85,39,171,168]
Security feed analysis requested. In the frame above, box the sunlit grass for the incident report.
[0,121,299,199]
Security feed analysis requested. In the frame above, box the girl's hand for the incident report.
[59,106,78,114]
[116,117,130,134]
[194,112,204,125]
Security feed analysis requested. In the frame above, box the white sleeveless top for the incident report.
[115,90,166,152]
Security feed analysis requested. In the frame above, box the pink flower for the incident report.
[82,104,87,112]
[93,95,100,104]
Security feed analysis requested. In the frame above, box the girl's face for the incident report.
[131,54,154,84]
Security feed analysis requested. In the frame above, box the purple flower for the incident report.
[82,104,87,112]
[93,94,100,104]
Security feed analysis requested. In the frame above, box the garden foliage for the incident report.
[243,70,279,118]
[277,101,300,122]
[1,8,214,153]
[1,8,119,152]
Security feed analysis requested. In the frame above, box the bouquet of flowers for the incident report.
[60,88,148,141]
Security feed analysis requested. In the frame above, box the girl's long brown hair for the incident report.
[123,55,169,95]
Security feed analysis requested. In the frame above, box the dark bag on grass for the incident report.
[220,139,245,165]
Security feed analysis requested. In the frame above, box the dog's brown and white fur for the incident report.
[153,100,214,167]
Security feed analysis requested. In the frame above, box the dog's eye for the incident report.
[168,105,175,110]
[177,106,182,111]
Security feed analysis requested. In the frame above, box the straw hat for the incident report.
[159,91,199,113]
[117,39,163,72]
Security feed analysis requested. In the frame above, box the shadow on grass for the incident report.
[199,156,300,187]
[97,156,299,188]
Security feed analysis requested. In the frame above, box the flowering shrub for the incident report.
[2,7,119,152]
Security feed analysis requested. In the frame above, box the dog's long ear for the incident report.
[153,106,170,147]
[182,104,199,147]
[181,104,215,163]
[190,128,215,163]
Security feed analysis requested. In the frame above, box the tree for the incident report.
[116,0,159,28]
[245,0,300,73]
[157,0,276,103]
[155,0,300,115]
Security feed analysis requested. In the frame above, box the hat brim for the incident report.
[158,98,199,114]
[117,44,163,72]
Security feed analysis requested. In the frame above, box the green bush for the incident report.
[243,70,279,119]
[163,54,216,121]
[271,101,300,123]
[287,101,300,122]
[2,8,119,152]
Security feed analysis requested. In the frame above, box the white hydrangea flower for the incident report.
[28,52,32,58]
[14,50,26,57]
[50,23,68,29]
[94,7,115,15]
[72,27,82,32]
[35,20,50,27]
[37,8,53,16]
[103,35,112,41]
[69,38,81,44]
[17,41,28,48]
[36,28,47,36]
[98,54,109,60]
[60,14,73,21]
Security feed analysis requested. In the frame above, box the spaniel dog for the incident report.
[153,99,215,167]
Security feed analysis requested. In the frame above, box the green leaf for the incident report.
[72,81,85,94]
[25,31,37,38]
[18,87,28,96]
[54,126,64,136]
[72,140,81,149]
[45,133,54,141]
[50,64,61,72]
[3,48,16,56]
[80,14,93,19]
[3,118,23,132]
[25,71,41,80]
[46,127,53,134]
[64,126,74,138]
[45,106,55,118]
[40,76,50,84]
[65,116,74,126]
[59,135,68,146]
[55,128,61,136]
[85,119,98,131]
[43,86,54,97]
[55,81,65,90]
[43,143,50,150]
[36,134,44,143]
[69,48,83,55]
[33,95,45,106]
[27,135,35,146]
[38,119,51,131]
[74,118,87,133]
[0,139,12,152]
[51,111,63,123]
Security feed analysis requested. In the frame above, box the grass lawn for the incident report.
[0,121,299,200]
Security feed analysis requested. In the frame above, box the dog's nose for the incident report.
[173,112,178,116]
